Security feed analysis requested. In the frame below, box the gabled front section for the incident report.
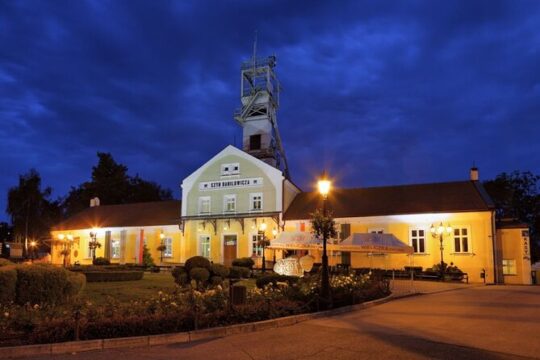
[181,145,299,266]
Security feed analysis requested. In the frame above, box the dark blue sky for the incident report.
[1,0,540,221]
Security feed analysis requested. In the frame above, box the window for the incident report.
[250,193,263,211]
[251,234,263,257]
[198,196,211,214]
[410,229,426,254]
[502,259,516,275]
[200,235,211,258]
[111,239,121,258]
[163,238,173,257]
[453,228,469,253]
[221,163,240,176]
[223,194,236,213]
[250,134,261,150]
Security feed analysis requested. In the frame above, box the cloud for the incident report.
[0,0,540,220]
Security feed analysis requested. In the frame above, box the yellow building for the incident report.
[51,201,182,266]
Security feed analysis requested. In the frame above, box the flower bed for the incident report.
[0,273,389,347]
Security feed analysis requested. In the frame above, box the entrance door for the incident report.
[223,235,237,266]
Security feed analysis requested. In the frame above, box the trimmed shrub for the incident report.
[185,256,211,272]
[0,258,13,267]
[256,273,299,288]
[0,265,17,303]
[15,265,69,305]
[232,257,255,269]
[65,271,86,298]
[83,271,144,282]
[189,267,210,284]
[229,266,250,279]
[210,276,223,286]
[211,263,230,278]
[172,266,187,286]
[92,257,110,266]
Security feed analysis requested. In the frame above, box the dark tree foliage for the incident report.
[484,171,540,262]
[63,152,172,217]
[6,169,61,242]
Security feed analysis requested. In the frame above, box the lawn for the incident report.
[82,272,177,305]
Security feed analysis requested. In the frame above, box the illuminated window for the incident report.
[410,229,426,253]
[163,238,173,257]
[250,193,263,211]
[198,196,211,214]
[502,259,516,275]
[111,239,120,258]
[223,194,236,213]
[251,234,263,257]
[200,235,210,258]
[453,228,469,253]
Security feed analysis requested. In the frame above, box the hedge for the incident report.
[232,257,255,269]
[185,256,211,272]
[6,265,86,305]
[229,266,250,279]
[0,265,17,303]
[256,273,300,288]
[0,258,13,267]
[82,270,144,282]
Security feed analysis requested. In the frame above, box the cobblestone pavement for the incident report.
[19,284,540,360]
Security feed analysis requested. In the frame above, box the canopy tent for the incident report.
[268,231,322,250]
[269,231,412,254]
[336,233,413,254]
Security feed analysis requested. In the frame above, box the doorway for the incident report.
[223,234,237,266]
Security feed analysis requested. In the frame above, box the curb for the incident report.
[0,295,394,359]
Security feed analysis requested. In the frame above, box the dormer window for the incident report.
[221,163,240,176]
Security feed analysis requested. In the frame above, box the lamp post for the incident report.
[430,222,452,281]
[158,232,166,264]
[318,171,331,303]
[272,228,278,264]
[89,228,101,261]
[29,240,37,262]
[258,222,268,273]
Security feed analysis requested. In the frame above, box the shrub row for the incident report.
[82,270,144,282]
[0,264,85,305]
[255,273,300,288]
[172,257,252,288]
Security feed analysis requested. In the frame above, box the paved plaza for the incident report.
[15,284,540,359]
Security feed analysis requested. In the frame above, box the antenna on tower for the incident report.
[252,30,258,74]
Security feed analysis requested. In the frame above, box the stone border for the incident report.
[0,295,393,359]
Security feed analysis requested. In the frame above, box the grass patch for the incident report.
[82,272,176,305]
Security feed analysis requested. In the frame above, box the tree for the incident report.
[142,244,155,268]
[62,152,172,217]
[484,171,540,262]
[6,169,61,255]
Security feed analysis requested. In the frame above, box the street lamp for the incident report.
[258,221,268,273]
[430,222,452,281]
[158,232,166,264]
[318,171,331,303]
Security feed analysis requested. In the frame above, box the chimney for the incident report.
[90,197,100,207]
[470,166,479,181]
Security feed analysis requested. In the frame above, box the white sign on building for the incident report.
[198,177,264,191]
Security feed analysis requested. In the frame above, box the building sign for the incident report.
[199,177,263,191]
[522,230,530,260]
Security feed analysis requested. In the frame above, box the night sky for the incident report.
[1,1,540,221]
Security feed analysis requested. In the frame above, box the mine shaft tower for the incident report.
[234,46,290,179]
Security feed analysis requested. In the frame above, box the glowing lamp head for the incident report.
[437,223,445,235]
[58,234,65,241]
[259,222,267,232]
[446,225,453,234]
[317,172,331,198]
[67,234,74,241]
[272,228,278,237]
[30,241,37,247]
[160,232,165,240]
[430,225,436,234]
